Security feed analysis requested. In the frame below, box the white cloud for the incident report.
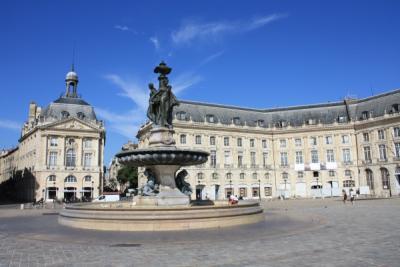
[149,36,160,50]
[171,13,287,45]
[101,71,202,138]
[171,72,203,94]
[0,119,20,131]
[114,25,137,34]
[200,50,224,66]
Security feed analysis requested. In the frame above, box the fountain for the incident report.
[59,62,264,231]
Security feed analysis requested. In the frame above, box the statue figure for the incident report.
[146,61,179,128]
[175,170,192,196]
[141,168,159,196]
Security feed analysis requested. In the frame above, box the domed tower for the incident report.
[65,64,79,98]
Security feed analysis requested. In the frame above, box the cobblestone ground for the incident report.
[0,198,399,267]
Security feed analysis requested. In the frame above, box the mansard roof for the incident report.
[174,89,400,127]
[40,96,97,122]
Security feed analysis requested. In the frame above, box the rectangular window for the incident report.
[310,137,317,146]
[224,137,229,146]
[83,138,92,149]
[295,138,302,147]
[297,171,304,179]
[363,132,369,142]
[311,150,319,163]
[295,151,303,164]
[364,146,371,162]
[238,152,243,167]
[342,135,349,144]
[250,152,256,167]
[84,153,92,167]
[379,144,387,160]
[263,152,268,167]
[394,127,400,138]
[280,139,287,148]
[326,149,335,162]
[50,137,58,147]
[342,149,351,163]
[48,151,57,166]
[210,150,217,167]
[237,137,242,147]
[262,139,267,149]
[224,151,231,166]
[280,152,288,166]
[210,136,215,145]
[329,170,335,177]
[325,136,333,145]
[239,187,247,197]
[378,129,385,140]
[195,135,202,145]
[252,187,259,198]
[250,139,255,147]
[180,134,186,144]
[395,143,400,158]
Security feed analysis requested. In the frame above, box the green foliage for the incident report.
[117,165,138,192]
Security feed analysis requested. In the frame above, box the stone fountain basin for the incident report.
[116,146,209,166]
[58,200,264,231]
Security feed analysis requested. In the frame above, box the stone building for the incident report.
[0,67,105,202]
[138,89,400,200]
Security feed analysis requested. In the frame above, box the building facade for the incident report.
[138,89,400,200]
[0,68,105,202]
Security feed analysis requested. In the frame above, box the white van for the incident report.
[93,194,120,202]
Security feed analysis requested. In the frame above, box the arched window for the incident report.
[77,112,85,120]
[366,169,374,190]
[206,114,216,123]
[65,175,77,183]
[252,172,258,179]
[233,117,241,125]
[84,175,92,182]
[66,149,76,167]
[381,168,390,189]
[48,175,56,182]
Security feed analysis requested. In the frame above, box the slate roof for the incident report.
[173,89,400,127]
[40,96,97,121]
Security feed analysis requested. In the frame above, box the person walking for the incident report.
[342,190,347,204]
[350,189,355,205]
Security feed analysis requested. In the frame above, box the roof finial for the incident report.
[71,43,76,72]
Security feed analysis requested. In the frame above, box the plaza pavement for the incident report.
[0,198,399,267]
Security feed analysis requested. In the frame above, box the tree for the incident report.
[117,165,138,193]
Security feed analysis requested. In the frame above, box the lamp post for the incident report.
[91,180,94,199]
[258,179,261,201]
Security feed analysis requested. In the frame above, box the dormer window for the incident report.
[61,111,70,119]
[307,119,317,125]
[77,112,85,120]
[257,120,265,127]
[338,116,347,123]
[276,120,287,128]
[176,111,187,120]
[233,117,241,125]
[361,111,369,120]
[391,104,399,113]
[206,114,216,123]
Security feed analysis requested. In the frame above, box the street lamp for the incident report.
[91,180,94,199]
[258,179,261,201]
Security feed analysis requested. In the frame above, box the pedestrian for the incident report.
[342,190,347,204]
[350,189,355,205]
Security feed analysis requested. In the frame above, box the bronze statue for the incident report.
[175,169,192,196]
[147,61,179,128]
[141,168,159,196]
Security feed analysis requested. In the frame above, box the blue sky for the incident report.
[1,0,400,164]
